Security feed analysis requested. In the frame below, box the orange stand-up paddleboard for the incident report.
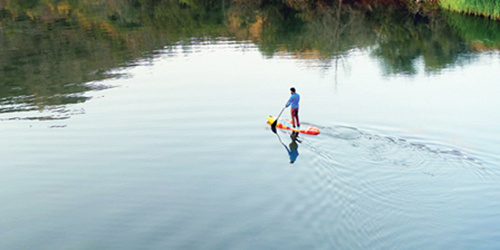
[267,116,320,135]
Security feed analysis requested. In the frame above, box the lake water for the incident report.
[1,2,500,249]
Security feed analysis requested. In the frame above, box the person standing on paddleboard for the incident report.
[285,87,300,128]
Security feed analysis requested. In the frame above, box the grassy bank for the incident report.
[439,0,500,20]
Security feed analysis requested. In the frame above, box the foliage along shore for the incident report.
[439,0,500,21]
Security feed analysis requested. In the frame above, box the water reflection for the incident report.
[288,132,301,164]
[1,1,499,120]
[443,10,500,51]
[276,132,301,164]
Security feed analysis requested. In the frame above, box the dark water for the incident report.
[1,1,500,249]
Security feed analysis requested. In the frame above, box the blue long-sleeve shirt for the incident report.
[286,93,300,109]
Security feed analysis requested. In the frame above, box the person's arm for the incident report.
[285,96,292,108]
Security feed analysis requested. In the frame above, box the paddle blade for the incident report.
[271,120,278,133]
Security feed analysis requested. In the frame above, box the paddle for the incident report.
[271,106,286,134]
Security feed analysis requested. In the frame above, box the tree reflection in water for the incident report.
[0,0,495,119]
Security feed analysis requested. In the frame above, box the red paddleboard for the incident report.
[267,116,320,135]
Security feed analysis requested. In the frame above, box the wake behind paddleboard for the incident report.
[267,116,320,135]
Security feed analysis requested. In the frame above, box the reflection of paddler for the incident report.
[286,132,301,163]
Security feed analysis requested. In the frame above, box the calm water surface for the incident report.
[1,3,500,250]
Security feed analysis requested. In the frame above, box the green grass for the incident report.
[440,0,500,20]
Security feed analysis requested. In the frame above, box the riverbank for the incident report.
[335,0,500,21]
[439,0,500,20]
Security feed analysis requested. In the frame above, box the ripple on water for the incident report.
[277,124,499,249]
[303,124,489,177]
